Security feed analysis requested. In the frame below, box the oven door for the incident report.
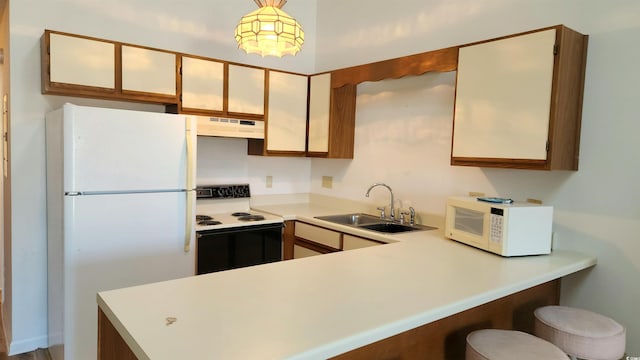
[444,203,490,250]
[196,223,283,274]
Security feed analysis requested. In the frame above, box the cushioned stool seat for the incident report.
[535,305,625,360]
[466,329,568,360]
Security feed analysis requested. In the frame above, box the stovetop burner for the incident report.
[196,215,213,221]
[237,215,266,221]
[198,220,222,226]
[231,212,252,217]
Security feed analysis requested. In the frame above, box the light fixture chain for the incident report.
[253,0,287,8]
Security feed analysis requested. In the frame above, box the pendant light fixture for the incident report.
[235,0,304,57]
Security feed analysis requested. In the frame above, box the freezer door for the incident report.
[60,104,196,192]
[54,192,195,360]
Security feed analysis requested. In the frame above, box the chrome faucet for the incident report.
[365,183,395,221]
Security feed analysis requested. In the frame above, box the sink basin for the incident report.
[315,213,437,234]
[359,222,436,233]
[315,213,382,226]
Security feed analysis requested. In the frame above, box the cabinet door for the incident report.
[228,64,265,115]
[452,29,556,161]
[48,32,115,89]
[342,234,382,250]
[181,56,224,111]
[266,71,308,152]
[308,73,331,153]
[122,45,177,97]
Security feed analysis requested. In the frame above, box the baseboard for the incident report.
[8,334,48,356]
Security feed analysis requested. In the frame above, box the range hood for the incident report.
[195,116,265,139]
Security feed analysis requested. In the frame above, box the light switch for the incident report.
[266,176,273,188]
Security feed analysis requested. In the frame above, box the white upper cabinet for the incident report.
[308,73,331,153]
[48,32,115,89]
[181,56,224,111]
[451,26,587,170]
[453,29,555,161]
[266,71,308,153]
[121,45,176,96]
[228,64,265,115]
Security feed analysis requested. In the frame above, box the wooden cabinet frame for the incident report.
[311,47,459,159]
[173,56,267,121]
[330,279,560,359]
[42,25,586,168]
[42,29,179,105]
[450,25,588,170]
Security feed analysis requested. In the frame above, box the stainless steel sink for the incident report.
[315,213,382,226]
[314,213,437,233]
[359,222,437,233]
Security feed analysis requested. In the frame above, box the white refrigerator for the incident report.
[46,104,197,360]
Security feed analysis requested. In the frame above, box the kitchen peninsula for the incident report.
[97,202,596,360]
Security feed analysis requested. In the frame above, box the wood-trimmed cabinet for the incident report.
[307,73,357,159]
[248,71,357,158]
[178,57,265,121]
[41,30,179,104]
[228,64,265,117]
[265,70,308,154]
[308,73,331,153]
[121,45,177,101]
[43,26,586,166]
[180,55,225,112]
[284,221,385,260]
[451,25,588,170]
[42,30,117,97]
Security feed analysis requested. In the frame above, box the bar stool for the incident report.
[466,329,568,360]
[534,305,626,360]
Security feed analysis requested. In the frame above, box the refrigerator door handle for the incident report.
[185,189,194,252]
[184,117,195,252]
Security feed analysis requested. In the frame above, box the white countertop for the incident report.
[97,202,596,360]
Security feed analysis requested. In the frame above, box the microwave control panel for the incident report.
[489,207,504,243]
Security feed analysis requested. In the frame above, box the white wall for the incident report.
[7,0,316,354]
[197,136,311,194]
[314,0,640,353]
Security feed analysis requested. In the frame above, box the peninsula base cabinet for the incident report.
[97,280,560,360]
[330,279,560,360]
[451,25,588,170]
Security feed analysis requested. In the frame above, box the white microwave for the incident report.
[444,196,553,256]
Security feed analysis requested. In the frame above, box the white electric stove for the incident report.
[195,184,284,275]
[195,184,283,231]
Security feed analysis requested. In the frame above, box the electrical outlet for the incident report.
[322,176,333,189]
[266,175,273,188]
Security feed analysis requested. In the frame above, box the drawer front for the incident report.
[295,222,341,249]
[293,244,323,259]
[343,234,382,250]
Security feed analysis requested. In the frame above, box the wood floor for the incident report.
[0,309,51,360]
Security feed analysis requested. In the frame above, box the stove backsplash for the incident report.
[196,184,251,200]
